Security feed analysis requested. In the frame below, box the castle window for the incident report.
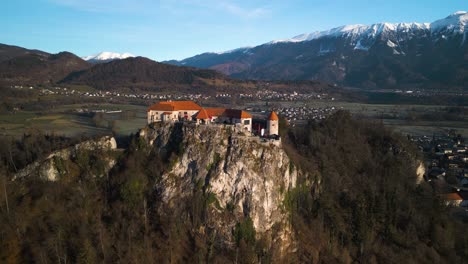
[243,119,250,125]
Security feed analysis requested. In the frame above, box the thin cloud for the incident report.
[46,0,153,14]
[160,0,271,20]
[218,1,271,19]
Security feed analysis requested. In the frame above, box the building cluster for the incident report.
[275,106,338,122]
[147,100,279,136]
[413,133,468,208]
[18,84,332,103]
[29,86,210,101]
[238,90,330,101]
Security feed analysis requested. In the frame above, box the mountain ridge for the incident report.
[0,51,91,86]
[268,11,467,46]
[166,11,468,90]
[0,46,232,91]
[0,43,50,63]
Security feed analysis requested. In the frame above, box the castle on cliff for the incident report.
[147,100,279,136]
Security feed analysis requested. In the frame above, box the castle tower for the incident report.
[267,111,279,136]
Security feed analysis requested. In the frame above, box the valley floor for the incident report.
[1,100,467,140]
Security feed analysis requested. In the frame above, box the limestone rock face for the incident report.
[140,123,301,255]
[14,136,117,181]
[416,161,426,184]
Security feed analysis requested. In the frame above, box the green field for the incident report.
[0,104,147,138]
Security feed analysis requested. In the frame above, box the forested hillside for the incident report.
[60,57,228,91]
[282,112,468,262]
[0,52,91,86]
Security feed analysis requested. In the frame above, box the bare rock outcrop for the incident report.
[14,136,117,181]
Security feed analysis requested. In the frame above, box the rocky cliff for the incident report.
[14,136,118,181]
[139,122,304,257]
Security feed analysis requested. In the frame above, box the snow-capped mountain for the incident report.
[267,11,467,48]
[431,11,468,34]
[268,23,431,45]
[83,52,135,63]
[166,11,468,90]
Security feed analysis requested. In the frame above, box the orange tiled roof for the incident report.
[441,193,463,201]
[206,108,226,117]
[196,108,252,119]
[222,109,252,119]
[196,108,226,119]
[147,103,174,112]
[268,111,279,121]
[148,101,202,112]
[196,109,209,119]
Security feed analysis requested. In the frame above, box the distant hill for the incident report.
[60,56,229,90]
[0,51,91,86]
[167,11,468,90]
[0,43,49,63]
[0,45,227,90]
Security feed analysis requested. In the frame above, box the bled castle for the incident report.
[147,100,279,136]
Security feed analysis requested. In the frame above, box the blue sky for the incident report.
[1,0,466,60]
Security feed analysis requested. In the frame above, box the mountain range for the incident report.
[0,44,333,93]
[166,11,468,90]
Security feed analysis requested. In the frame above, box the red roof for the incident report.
[196,108,251,120]
[206,108,226,117]
[222,109,252,119]
[147,103,173,112]
[441,193,463,201]
[268,111,279,121]
[148,101,202,112]
[196,109,209,119]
